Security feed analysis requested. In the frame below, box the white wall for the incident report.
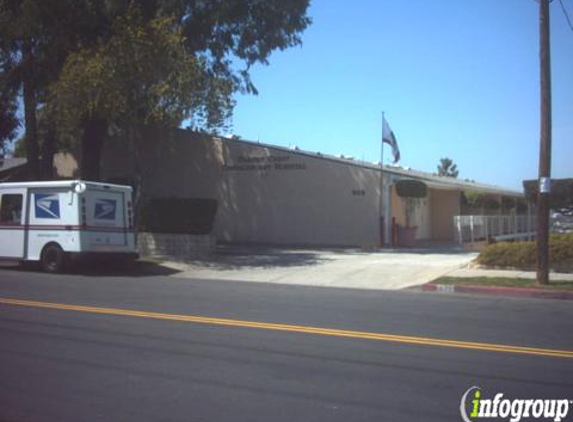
[99,130,383,247]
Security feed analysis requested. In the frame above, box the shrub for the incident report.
[462,190,484,208]
[501,196,516,211]
[550,233,573,264]
[462,190,502,210]
[476,234,573,269]
[483,197,500,210]
[139,197,217,235]
[395,179,427,198]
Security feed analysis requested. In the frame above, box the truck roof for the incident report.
[0,179,133,191]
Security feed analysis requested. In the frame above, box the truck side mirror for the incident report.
[73,182,87,194]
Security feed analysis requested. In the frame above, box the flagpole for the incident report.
[381,111,385,165]
[380,111,385,247]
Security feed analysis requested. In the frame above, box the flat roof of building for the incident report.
[211,134,523,197]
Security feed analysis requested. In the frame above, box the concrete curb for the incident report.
[421,283,573,301]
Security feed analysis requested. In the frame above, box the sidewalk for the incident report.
[424,267,573,300]
[155,244,573,300]
[446,267,573,281]
[166,245,477,290]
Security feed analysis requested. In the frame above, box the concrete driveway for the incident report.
[166,245,477,290]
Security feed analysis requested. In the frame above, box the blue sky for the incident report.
[230,0,573,191]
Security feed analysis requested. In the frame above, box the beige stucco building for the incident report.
[54,128,525,247]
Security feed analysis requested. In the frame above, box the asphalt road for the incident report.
[0,266,572,422]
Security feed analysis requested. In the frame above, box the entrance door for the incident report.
[0,188,27,258]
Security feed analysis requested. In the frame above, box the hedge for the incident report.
[461,190,502,210]
[476,234,573,269]
[395,179,427,198]
[139,197,217,235]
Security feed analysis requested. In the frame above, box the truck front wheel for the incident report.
[41,244,67,273]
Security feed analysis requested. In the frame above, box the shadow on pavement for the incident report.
[175,242,475,271]
[182,244,332,270]
[0,259,181,278]
[70,259,182,277]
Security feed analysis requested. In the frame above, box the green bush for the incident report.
[501,196,516,211]
[461,190,503,210]
[483,197,501,210]
[395,179,427,198]
[139,197,217,235]
[462,190,484,208]
[477,234,573,269]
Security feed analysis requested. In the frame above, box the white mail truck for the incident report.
[0,180,138,272]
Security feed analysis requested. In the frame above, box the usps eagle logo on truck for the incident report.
[94,199,117,220]
[35,193,61,219]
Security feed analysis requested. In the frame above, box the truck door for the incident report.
[0,188,27,258]
[85,189,128,247]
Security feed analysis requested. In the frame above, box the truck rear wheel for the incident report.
[41,244,67,273]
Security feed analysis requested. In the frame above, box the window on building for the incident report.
[0,194,23,224]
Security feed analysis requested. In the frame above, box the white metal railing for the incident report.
[453,215,536,244]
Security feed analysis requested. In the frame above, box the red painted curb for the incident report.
[422,283,573,301]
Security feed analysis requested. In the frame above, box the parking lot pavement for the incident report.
[165,245,478,290]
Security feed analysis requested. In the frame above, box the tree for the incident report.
[437,157,459,178]
[0,0,102,178]
[0,88,19,149]
[0,52,19,149]
[461,190,502,212]
[54,0,311,180]
[1,0,311,180]
[51,8,211,218]
[170,0,311,96]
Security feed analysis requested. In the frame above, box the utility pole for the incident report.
[536,0,552,285]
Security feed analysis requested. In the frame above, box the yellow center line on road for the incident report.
[1,297,573,359]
